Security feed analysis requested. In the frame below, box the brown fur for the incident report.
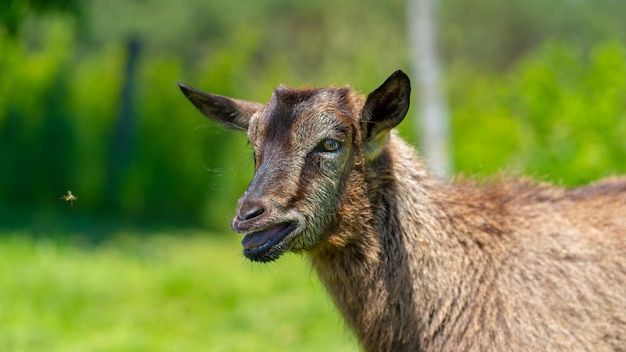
[179,71,626,351]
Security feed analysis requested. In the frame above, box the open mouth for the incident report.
[241,223,296,262]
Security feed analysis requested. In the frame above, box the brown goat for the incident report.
[178,71,626,351]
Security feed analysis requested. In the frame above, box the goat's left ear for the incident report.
[178,82,263,131]
[360,70,411,158]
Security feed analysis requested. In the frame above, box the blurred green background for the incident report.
[1,0,625,350]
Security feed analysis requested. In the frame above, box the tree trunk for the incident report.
[103,37,141,211]
[407,0,452,177]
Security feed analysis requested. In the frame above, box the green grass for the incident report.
[0,231,360,352]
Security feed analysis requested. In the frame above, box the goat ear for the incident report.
[360,70,411,158]
[178,83,263,131]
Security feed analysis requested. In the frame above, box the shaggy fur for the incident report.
[179,71,626,351]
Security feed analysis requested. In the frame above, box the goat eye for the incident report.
[321,139,341,152]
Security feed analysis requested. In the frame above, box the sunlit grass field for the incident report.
[0,231,360,351]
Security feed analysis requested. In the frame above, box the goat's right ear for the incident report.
[360,70,411,159]
[177,83,263,131]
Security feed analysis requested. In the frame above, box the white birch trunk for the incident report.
[407,0,452,177]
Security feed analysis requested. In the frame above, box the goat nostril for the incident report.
[240,204,265,221]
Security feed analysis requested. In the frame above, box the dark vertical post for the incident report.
[103,37,141,212]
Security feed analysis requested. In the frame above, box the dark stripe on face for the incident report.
[262,87,319,152]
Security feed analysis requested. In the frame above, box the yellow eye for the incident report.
[321,139,341,152]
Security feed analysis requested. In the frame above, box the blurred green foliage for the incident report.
[450,42,626,184]
[1,0,625,232]
[0,0,81,36]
